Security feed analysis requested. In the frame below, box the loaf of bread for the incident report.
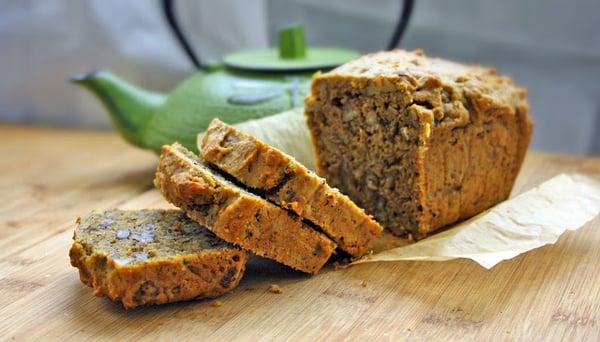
[200,118,383,257]
[154,143,337,273]
[69,209,247,309]
[305,49,533,239]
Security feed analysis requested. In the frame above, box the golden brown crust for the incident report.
[200,119,383,257]
[416,91,533,236]
[69,209,247,309]
[305,49,534,238]
[154,143,337,274]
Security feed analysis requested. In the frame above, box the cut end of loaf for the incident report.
[305,49,533,238]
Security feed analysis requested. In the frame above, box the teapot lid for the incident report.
[223,25,360,72]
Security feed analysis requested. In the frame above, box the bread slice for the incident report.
[154,143,337,274]
[69,209,247,309]
[200,118,383,257]
[305,49,533,239]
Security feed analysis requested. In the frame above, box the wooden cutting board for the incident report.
[1,125,599,341]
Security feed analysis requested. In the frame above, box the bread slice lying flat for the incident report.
[201,118,383,257]
[154,143,337,274]
[70,209,247,309]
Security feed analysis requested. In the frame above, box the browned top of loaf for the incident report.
[315,49,526,109]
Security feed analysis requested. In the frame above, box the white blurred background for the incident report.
[1,0,599,154]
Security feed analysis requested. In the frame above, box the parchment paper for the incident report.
[201,110,600,269]
[354,174,600,269]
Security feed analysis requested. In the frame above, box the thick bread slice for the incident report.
[201,118,383,257]
[154,143,337,274]
[69,209,247,309]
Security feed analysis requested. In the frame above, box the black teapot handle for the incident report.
[161,0,202,69]
[161,0,415,70]
[387,0,415,50]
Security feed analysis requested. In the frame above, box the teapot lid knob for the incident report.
[278,25,306,60]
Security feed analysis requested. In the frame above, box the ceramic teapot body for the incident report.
[72,66,316,153]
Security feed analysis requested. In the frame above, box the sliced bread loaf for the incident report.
[305,49,533,239]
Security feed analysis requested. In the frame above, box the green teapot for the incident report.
[71,0,414,154]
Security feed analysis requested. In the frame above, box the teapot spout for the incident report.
[71,70,166,148]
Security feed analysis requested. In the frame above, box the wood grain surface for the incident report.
[0,125,599,341]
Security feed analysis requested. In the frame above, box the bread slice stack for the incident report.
[71,119,382,308]
[200,119,383,257]
[155,120,383,272]
[154,142,337,274]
